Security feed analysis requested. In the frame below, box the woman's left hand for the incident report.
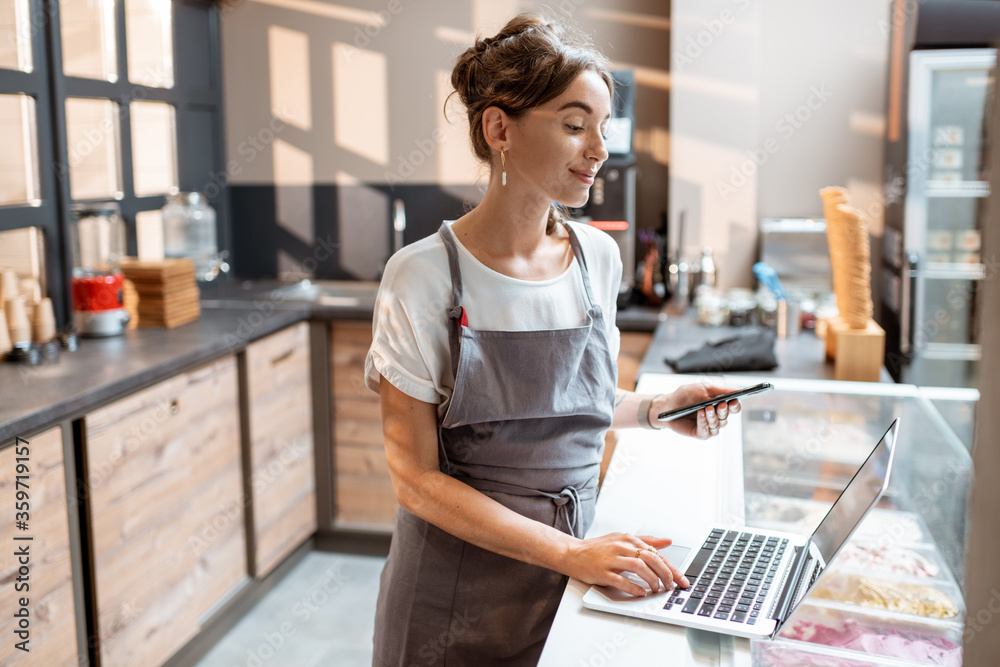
[649,384,741,439]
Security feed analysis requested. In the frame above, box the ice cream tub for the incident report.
[808,572,963,621]
[854,509,932,547]
[753,636,946,667]
[827,542,948,582]
[777,602,963,666]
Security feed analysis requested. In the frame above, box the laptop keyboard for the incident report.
[664,529,787,625]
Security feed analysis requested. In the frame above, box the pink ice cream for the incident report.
[781,619,962,667]
[758,644,884,667]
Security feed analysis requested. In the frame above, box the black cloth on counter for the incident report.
[664,329,778,374]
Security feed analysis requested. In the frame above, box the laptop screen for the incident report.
[808,420,899,566]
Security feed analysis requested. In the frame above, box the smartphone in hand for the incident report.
[656,382,773,422]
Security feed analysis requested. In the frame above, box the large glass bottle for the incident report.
[161,192,222,281]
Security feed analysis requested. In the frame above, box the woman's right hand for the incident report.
[562,532,689,597]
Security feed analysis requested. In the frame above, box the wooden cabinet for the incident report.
[246,322,316,577]
[85,356,246,667]
[0,426,80,666]
[330,321,398,530]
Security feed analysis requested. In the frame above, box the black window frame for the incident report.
[0,0,229,325]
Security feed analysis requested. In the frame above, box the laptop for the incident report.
[581,419,900,639]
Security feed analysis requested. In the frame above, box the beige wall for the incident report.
[670,0,891,289]
[220,0,671,227]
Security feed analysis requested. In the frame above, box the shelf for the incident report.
[916,342,982,361]
[912,262,985,279]
[925,180,990,197]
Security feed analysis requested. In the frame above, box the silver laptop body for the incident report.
[581,420,900,640]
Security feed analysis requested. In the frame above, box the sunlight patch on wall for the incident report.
[274,138,314,244]
[435,25,475,46]
[436,70,483,186]
[582,8,670,31]
[268,26,312,131]
[472,0,520,36]
[251,0,387,26]
[333,43,388,166]
[338,181,389,280]
[849,111,886,138]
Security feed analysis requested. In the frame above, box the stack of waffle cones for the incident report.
[819,187,873,329]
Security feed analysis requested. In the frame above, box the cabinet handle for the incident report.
[271,349,295,366]
[169,399,180,415]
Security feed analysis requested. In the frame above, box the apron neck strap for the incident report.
[437,223,465,317]
[561,221,599,311]
[438,223,465,383]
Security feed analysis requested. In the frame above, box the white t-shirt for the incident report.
[365,220,623,414]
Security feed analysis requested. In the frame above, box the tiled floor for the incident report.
[195,552,386,667]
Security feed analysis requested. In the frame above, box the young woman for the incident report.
[365,14,740,665]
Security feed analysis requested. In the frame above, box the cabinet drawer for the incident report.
[0,427,79,666]
[85,356,246,667]
[246,322,316,577]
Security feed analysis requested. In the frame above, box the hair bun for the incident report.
[448,12,612,161]
[474,36,495,53]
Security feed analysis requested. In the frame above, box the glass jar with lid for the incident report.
[161,192,225,281]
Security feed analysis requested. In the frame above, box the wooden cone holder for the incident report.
[823,315,885,382]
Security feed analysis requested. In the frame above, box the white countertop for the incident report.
[539,374,754,667]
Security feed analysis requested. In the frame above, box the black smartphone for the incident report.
[656,382,773,422]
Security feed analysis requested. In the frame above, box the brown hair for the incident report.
[449,13,614,231]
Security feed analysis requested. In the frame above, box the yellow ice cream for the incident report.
[812,575,959,618]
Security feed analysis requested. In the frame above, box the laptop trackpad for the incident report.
[594,544,693,602]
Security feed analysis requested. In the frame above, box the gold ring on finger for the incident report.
[634,549,643,559]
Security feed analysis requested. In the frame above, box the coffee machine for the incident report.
[569,70,637,307]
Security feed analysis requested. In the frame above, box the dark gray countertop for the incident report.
[638,312,894,382]
[0,304,310,444]
[0,277,676,445]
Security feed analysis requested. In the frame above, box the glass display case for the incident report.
[740,383,973,666]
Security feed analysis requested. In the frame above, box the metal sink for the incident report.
[262,279,380,308]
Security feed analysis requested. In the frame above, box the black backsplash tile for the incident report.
[229,183,477,280]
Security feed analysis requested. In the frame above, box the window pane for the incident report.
[130,101,176,196]
[126,0,173,88]
[60,0,118,82]
[0,0,33,72]
[0,94,40,206]
[65,97,122,200]
[135,208,164,260]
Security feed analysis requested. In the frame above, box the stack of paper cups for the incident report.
[0,309,11,360]
[19,277,40,303]
[32,297,56,343]
[5,296,31,347]
[1,270,19,301]
[0,268,18,306]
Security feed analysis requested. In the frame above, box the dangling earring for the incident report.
[501,149,507,187]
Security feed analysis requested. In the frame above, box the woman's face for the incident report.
[507,69,612,208]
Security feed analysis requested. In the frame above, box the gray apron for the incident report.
[373,222,617,666]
